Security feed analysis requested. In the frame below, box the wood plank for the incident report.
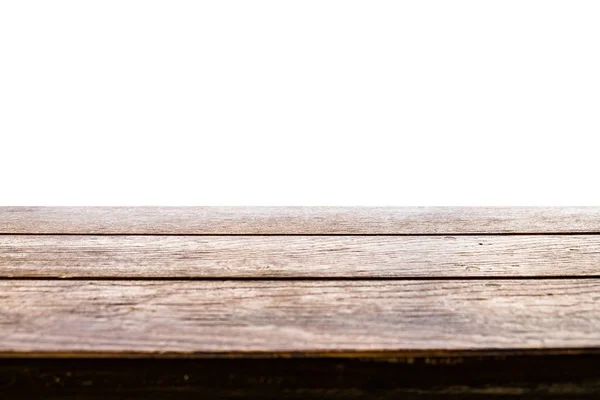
[1,280,599,355]
[1,235,600,278]
[2,207,600,234]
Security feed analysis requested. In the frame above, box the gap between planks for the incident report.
[2,276,600,281]
[3,232,600,236]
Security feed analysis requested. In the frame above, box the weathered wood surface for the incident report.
[3,207,600,398]
[1,234,600,278]
[1,280,598,355]
[2,207,600,234]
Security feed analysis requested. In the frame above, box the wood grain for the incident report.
[2,207,600,234]
[1,280,599,355]
[4,207,600,398]
[1,235,600,278]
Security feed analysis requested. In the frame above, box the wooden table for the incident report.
[1,207,600,399]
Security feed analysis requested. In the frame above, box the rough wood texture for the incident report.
[1,235,600,278]
[1,280,599,355]
[2,207,600,234]
[3,207,600,398]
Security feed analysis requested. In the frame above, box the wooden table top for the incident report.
[1,207,599,399]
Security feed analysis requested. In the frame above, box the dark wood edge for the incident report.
[2,348,600,359]
[2,352,600,399]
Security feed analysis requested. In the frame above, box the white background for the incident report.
[1,1,599,205]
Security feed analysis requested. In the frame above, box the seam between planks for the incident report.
[3,232,600,236]
[1,276,600,281]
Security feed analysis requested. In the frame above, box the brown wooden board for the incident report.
[1,280,599,355]
[2,207,600,234]
[3,207,600,398]
[1,234,599,278]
